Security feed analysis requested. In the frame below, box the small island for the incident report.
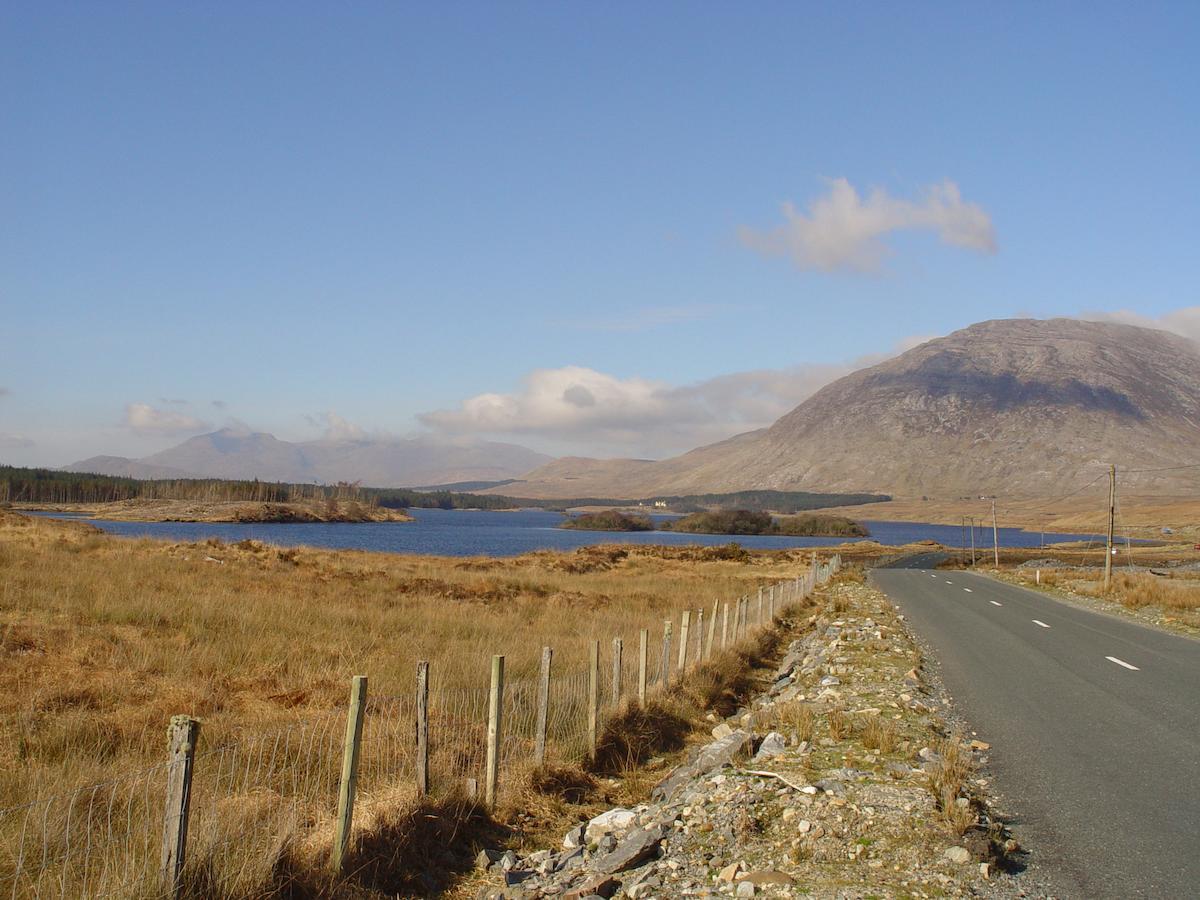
[661,509,868,537]
[559,511,655,531]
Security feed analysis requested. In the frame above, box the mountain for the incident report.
[67,431,553,488]
[500,318,1200,498]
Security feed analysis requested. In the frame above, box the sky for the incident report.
[3,2,1199,466]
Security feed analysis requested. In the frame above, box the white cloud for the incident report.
[304,411,372,442]
[1077,306,1200,345]
[122,403,211,436]
[739,178,996,273]
[420,336,934,457]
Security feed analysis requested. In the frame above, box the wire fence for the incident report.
[1,556,840,898]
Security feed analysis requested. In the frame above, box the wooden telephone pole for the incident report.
[1104,464,1117,592]
[969,517,976,566]
[991,499,1000,567]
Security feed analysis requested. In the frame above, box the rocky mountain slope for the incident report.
[500,319,1200,498]
[68,430,552,488]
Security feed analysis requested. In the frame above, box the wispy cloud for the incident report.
[739,178,996,273]
[122,403,211,436]
[420,335,934,457]
[565,304,726,333]
[0,433,34,449]
[211,400,228,409]
[1077,306,1200,345]
[305,411,372,442]
[157,397,189,406]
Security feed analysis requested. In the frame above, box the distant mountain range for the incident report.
[67,430,553,488]
[498,319,1200,498]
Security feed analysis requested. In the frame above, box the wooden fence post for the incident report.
[694,609,704,663]
[534,647,552,766]
[611,637,623,705]
[721,602,729,648]
[757,587,763,627]
[331,675,367,872]
[587,641,600,758]
[705,599,718,658]
[416,662,429,796]
[637,629,648,705]
[161,715,200,897]
[677,610,690,671]
[485,656,504,808]
[660,621,672,685]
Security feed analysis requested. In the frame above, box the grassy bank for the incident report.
[0,510,824,897]
[11,498,413,523]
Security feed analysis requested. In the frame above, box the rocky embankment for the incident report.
[475,574,1033,899]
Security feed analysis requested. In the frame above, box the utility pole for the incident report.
[961,517,966,565]
[1104,464,1116,592]
[991,499,1000,567]
[969,516,976,566]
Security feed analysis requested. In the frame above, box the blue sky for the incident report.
[3,2,1198,465]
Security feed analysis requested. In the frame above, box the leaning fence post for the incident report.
[588,641,600,758]
[416,662,430,796]
[161,715,200,897]
[534,647,552,766]
[331,675,367,872]
[611,637,623,705]
[721,602,729,648]
[661,621,673,685]
[705,598,718,658]
[677,610,690,671]
[637,629,648,705]
[485,656,505,807]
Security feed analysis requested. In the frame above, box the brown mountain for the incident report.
[502,318,1200,498]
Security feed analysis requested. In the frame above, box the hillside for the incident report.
[500,318,1200,498]
[68,430,552,488]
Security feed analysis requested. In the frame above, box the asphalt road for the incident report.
[872,556,1200,899]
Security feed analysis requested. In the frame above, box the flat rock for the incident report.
[585,808,636,842]
[592,825,664,875]
[944,846,971,864]
[753,732,787,760]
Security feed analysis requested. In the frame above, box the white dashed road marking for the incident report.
[1033,620,1051,628]
[1106,656,1140,671]
[990,600,1002,607]
[945,580,954,584]
[963,588,973,593]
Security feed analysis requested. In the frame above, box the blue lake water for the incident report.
[33,508,1112,558]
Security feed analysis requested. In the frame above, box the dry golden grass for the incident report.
[860,715,899,753]
[0,510,821,898]
[924,735,976,836]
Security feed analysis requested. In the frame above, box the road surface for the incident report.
[872,556,1200,898]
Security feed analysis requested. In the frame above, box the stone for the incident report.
[970,739,991,751]
[980,862,992,878]
[503,869,533,886]
[797,819,812,834]
[563,824,585,849]
[819,675,840,686]
[753,732,787,760]
[593,825,664,875]
[735,881,757,897]
[781,808,797,822]
[717,862,742,882]
[564,875,619,899]
[652,730,752,802]
[944,846,971,864]
[745,870,794,886]
[475,848,501,869]
[586,808,637,842]
[712,723,734,739]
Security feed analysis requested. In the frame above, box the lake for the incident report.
[32,508,1111,557]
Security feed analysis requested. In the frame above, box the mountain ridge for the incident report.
[498,318,1200,498]
[68,430,553,488]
